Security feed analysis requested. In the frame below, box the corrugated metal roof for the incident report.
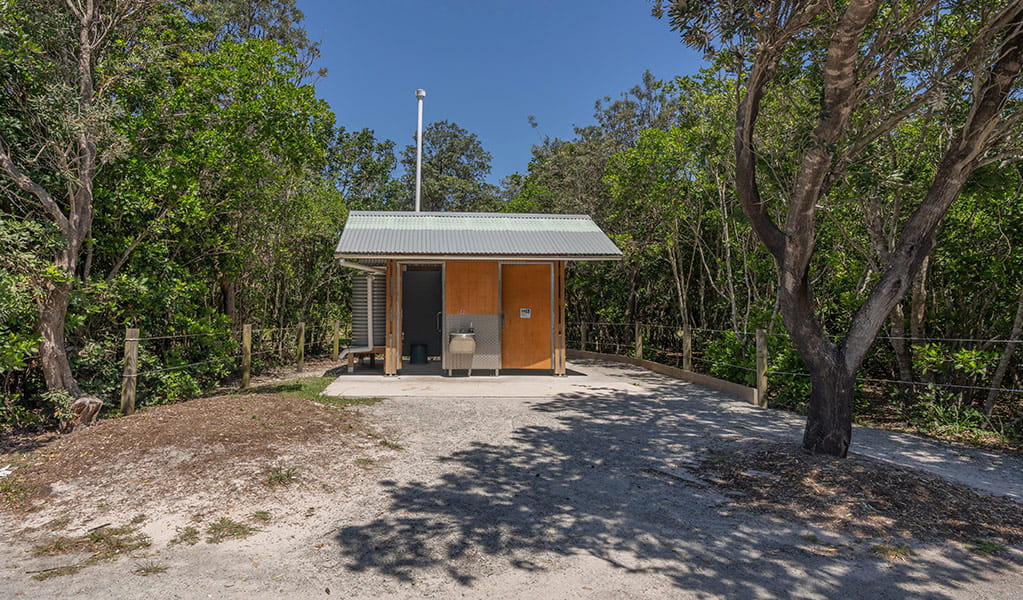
[335,212,622,259]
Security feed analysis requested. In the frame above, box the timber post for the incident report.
[682,325,693,371]
[119,327,139,415]
[331,319,340,361]
[296,321,305,372]
[755,328,768,407]
[241,324,252,389]
[635,322,644,360]
[580,322,588,351]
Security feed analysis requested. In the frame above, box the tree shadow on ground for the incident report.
[332,360,1021,597]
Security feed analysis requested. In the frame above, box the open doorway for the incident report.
[401,264,443,365]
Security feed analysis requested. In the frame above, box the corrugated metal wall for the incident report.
[351,273,386,347]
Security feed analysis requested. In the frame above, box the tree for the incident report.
[187,0,325,77]
[327,127,403,211]
[0,0,336,403]
[400,120,498,212]
[657,0,1023,456]
[0,0,161,397]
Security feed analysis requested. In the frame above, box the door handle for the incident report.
[436,311,442,333]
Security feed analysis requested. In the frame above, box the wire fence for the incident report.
[121,320,352,410]
[569,321,1023,410]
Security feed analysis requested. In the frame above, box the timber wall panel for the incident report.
[445,261,499,315]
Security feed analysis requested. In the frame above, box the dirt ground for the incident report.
[1,359,1021,599]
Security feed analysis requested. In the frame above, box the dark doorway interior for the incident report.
[401,265,443,358]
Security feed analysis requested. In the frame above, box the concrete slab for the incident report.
[322,359,657,398]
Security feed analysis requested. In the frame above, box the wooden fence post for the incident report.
[635,322,644,360]
[682,325,693,372]
[296,321,305,372]
[241,324,251,389]
[120,327,139,415]
[580,322,588,352]
[756,328,768,407]
[331,319,340,361]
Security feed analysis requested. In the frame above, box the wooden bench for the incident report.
[343,346,386,373]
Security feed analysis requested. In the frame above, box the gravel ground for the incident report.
[2,358,1022,599]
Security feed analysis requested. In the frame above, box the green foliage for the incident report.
[0,2,396,428]
[702,330,755,386]
[0,221,54,378]
[400,120,498,212]
[0,331,37,373]
[911,393,989,439]
[41,388,74,423]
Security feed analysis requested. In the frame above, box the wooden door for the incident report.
[501,263,552,369]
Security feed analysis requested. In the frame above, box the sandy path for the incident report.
[2,359,1021,598]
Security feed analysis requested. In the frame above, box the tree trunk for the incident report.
[37,278,81,397]
[802,354,856,457]
[220,278,237,321]
[910,256,933,384]
[667,242,689,327]
[985,289,1023,416]
[889,302,914,383]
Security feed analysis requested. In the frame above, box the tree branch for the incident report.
[104,204,171,282]
[844,7,1023,369]
[0,140,70,235]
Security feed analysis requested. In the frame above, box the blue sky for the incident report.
[298,1,705,184]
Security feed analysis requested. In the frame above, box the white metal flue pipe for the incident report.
[414,88,426,212]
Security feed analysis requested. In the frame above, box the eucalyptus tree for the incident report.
[656,0,1023,456]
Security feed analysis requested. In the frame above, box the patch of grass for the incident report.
[249,511,271,523]
[34,524,151,559]
[30,523,152,579]
[0,477,32,505]
[379,439,403,450]
[242,377,333,402]
[970,539,1007,555]
[205,517,256,544]
[264,464,297,487]
[33,536,71,555]
[871,543,912,561]
[315,395,384,408]
[46,518,71,531]
[703,453,727,466]
[353,458,375,467]
[32,564,84,581]
[132,561,167,576]
[238,377,380,408]
[799,533,820,544]
[169,526,200,546]
[129,514,146,525]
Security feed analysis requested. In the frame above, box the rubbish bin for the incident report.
[410,343,428,364]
